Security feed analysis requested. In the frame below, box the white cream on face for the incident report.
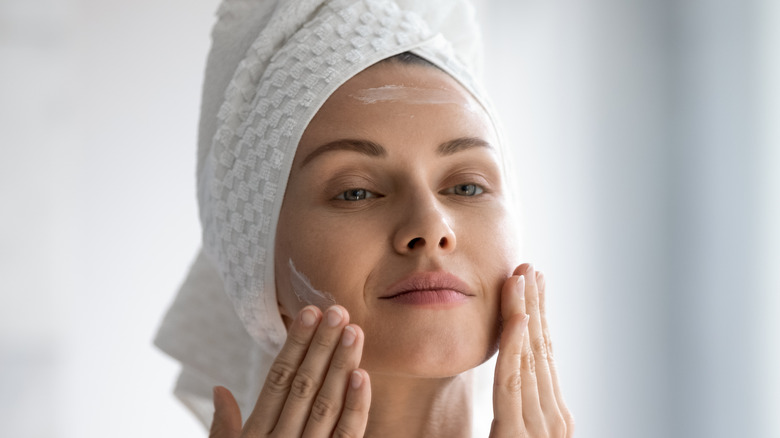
[289,258,337,309]
[350,85,478,112]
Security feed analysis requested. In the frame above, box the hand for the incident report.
[490,264,575,437]
[209,305,371,438]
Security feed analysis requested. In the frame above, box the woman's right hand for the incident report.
[209,305,371,438]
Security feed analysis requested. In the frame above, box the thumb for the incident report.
[209,386,243,438]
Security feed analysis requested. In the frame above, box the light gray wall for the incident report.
[0,0,216,436]
[480,0,780,437]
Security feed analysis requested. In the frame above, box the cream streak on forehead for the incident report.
[349,85,478,112]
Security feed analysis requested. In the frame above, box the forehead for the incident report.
[328,61,478,107]
[297,61,496,156]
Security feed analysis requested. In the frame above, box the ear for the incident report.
[278,301,293,330]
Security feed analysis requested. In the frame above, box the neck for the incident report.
[364,370,473,438]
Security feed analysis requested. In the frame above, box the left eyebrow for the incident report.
[437,137,494,156]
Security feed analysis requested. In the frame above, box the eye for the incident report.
[335,188,377,201]
[450,183,484,196]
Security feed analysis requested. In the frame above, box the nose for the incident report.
[392,193,457,255]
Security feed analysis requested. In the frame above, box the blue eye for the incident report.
[336,188,376,201]
[452,184,483,196]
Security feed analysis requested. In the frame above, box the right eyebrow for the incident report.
[299,139,387,168]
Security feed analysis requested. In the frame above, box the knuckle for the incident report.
[290,372,318,399]
[342,395,362,414]
[314,333,335,349]
[527,291,539,306]
[499,369,523,394]
[341,390,368,418]
[548,355,561,374]
[309,395,339,423]
[531,334,548,358]
[332,425,359,438]
[287,329,311,348]
[521,347,535,373]
[330,352,350,371]
[265,361,296,394]
[543,328,554,355]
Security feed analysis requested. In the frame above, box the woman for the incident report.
[156,0,573,436]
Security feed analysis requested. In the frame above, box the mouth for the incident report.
[380,271,473,306]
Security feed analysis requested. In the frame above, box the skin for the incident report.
[277,61,514,377]
[209,61,574,437]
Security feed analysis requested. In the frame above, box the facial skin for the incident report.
[274,60,519,378]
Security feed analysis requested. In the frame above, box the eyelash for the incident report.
[441,183,484,197]
[334,188,379,201]
[334,183,485,202]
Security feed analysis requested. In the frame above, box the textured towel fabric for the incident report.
[154,0,502,428]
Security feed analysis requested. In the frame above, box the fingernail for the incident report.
[327,306,343,327]
[526,263,535,278]
[212,386,222,410]
[301,307,317,327]
[516,275,525,298]
[350,370,363,389]
[341,325,357,347]
[537,271,545,292]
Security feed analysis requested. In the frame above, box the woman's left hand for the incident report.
[490,264,575,437]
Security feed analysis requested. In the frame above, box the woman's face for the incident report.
[275,60,519,377]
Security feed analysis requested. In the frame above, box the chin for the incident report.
[361,323,499,378]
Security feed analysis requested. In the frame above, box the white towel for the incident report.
[154,0,499,428]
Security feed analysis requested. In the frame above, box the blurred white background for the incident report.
[1,0,777,437]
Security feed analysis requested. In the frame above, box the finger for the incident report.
[210,386,242,438]
[537,271,575,437]
[492,313,530,433]
[302,324,365,436]
[244,305,322,435]
[500,274,525,322]
[522,265,565,430]
[520,325,547,436]
[273,305,350,436]
[492,274,534,436]
[537,272,550,353]
[332,369,371,438]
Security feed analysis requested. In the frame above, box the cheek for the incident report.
[460,205,520,269]
[280,213,382,312]
[458,206,520,329]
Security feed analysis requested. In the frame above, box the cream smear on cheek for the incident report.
[288,258,338,309]
[350,85,478,113]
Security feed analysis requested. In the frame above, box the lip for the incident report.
[380,271,473,306]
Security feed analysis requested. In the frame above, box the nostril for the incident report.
[438,237,448,248]
[407,237,423,249]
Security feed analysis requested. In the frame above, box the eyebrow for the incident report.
[300,136,493,167]
[300,139,387,167]
[436,137,493,155]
